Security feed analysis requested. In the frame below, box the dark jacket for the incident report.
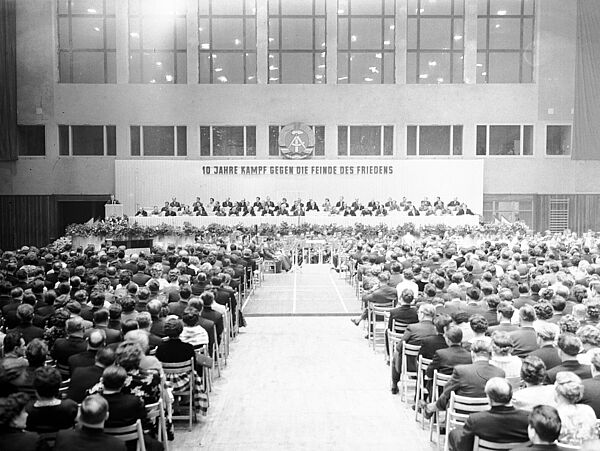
[0,427,48,451]
[546,359,592,384]
[529,345,561,371]
[55,426,127,451]
[448,405,530,451]
[387,304,418,330]
[580,376,600,418]
[419,334,448,360]
[508,327,539,358]
[436,360,505,411]
[51,335,87,366]
[426,344,473,379]
[67,364,104,403]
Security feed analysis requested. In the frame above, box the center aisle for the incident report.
[171,268,434,450]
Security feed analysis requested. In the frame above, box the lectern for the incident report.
[105,204,123,218]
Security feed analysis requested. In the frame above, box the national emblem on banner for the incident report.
[278,123,315,159]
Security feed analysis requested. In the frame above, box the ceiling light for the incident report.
[234,38,241,45]
[384,40,391,45]
[338,9,344,14]
[201,43,210,49]
[247,76,255,80]
[321,42,326,47]
[214,67,223,72]
[437,77,444,83]
[315,74,323,80]
[269,65,278,71]
[481,72,487,76]
[351,35,357,42]
[389,25,395,30]
[269,54,274,59]
[87,8,97,13]
[268,37,274,42]
[217,75,228,83]
[368,66,379,73]
[318,64,325,68]
[375,53,382,59]
[320,52,326,58]
[476,63,483,67]
[156,61,162,66]
[198,27,203,31]
[497,10,507,15]
[165,75,173,82]
[338,76,348,80]
[453,35,463,40]
[419,74,429,79]
[130,32,139,38]
[149,79,156,83]
[364,77,373,82]
[428,61,437,66]
[93,27,100,32]
[495,24,500,28]
[269,77,279,81]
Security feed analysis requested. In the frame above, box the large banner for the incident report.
[116,159,483,215]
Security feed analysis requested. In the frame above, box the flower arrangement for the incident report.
[65,218,531,240]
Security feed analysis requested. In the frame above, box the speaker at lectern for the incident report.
[105,204,123,218]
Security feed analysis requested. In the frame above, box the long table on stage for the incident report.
[130,214,479,228]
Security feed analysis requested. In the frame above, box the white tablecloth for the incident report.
[130,214,479,228]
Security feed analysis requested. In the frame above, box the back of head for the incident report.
[182,307,200,327]
[554,371,584,403]
[401,289,414,305]
[101,365,127,391]
[26,338,48,367]
[33,366,62,399]
[557,333,582,357]
[87,329,106,349]
[433,314,452,334]
[121,319,139,335]
[444,325,463,345]
[485,377,512,405]
[179,284,192,300]
[164,317,184,338]
[147,299,162,316]
[78,395,109,428]
[66,316,84,335]
[496,301,514,320]
[469,314,488,334]
[528,405,561,444]
[491,331,514,356]
[96,346,116,367]
[519,304,537,323]
[470,339,492,358]
[136,311,152,329]
[520,355,547,385]
[200,291,214,306]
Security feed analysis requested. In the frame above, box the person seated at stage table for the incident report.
[434,197,444,209]
[134,207,147,217]
[456,203,474,215]
[306,198,319,211]
[322,198,331,212]
[159,202,171,216]
[149,206,160,216]
[169,197,180,208]
[106,194,120,205]
[406,201,420,216]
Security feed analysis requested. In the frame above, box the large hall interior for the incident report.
[2,0,600,450]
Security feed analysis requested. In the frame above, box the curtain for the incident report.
[573,0,600,160]
[0,0,17,161]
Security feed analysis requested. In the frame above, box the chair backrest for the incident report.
[104,419,146,451]
[162,357,194,375]
[392,320,409,334]
[473,436,530,451]
[402,342,421,358]
[418,355,433,372]
[446,392,489,428]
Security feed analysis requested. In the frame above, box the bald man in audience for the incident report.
[69,328,106,372]
[55,395,127,451]
[509,305,539,358]
[448,377,529,451]
[528,324,561,371]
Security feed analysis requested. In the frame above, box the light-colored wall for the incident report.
[1,0,587,198]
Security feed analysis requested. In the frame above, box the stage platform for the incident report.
[130,214,479,228]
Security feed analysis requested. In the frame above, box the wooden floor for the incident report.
[171,266,435,451]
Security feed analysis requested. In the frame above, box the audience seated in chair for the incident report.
[448,377,529,451]
[0,392,47,451]
[511,405,562,451]
[68,347,116,403]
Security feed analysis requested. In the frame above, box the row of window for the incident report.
[57,0,535,84]
[19,124,571,157]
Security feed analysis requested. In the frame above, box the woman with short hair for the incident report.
[554,371,597,446]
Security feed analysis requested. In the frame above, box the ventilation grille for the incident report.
[549,198,569,233]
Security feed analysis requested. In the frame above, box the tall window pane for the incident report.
[338,126,393,156]
[406,125,462,156]
[477,0,535,83]
[478,125,532,156]
[58,0,116,83]
[58,125,116,156]
[199,0,257,84]
[407,0,464,84]
[546,125,571,156]
[130,126,186,156]
[129,0,187,84]
[199,126,256,156]
[338,0,395,84]
[268,0,326,83]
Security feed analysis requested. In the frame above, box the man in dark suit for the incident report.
[51,316,87,377]
[481,294,500,327]
[55,395,127,451]
[9,303,44,344]
[131,262,151,286]
[487,301,519,334]
[448,377,529,451]
[512,405,562,451]
[546,333,592,383]
[199,291,223,344]
[386,289,418,331]
[87,309,122,345]
[423,340,505,415]
[68,347,115,403]
[426,326,472,380]
[69,328,106,372]
[528,324,561,370]
[391,304,438,394]
[509,305,539,358]
[580,351,600,417]
[148,300,166,337]
[419,314,452,360]
[362,272,398,305]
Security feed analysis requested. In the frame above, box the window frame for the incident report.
[406,125,463,157]
[267,0,327,84]
[57,0,117,83]
[337,0,396,84]
[198,0,257,84]
[476,124,534,157]
[129,125,187,157]
[17,125,46,157]
[476,0,536,84]
[58,125,116,157]
[406,0,465,84]
[545,124,572,157]
[128,0,187,84]
[199,125,257,157]
[337,125,394,157]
